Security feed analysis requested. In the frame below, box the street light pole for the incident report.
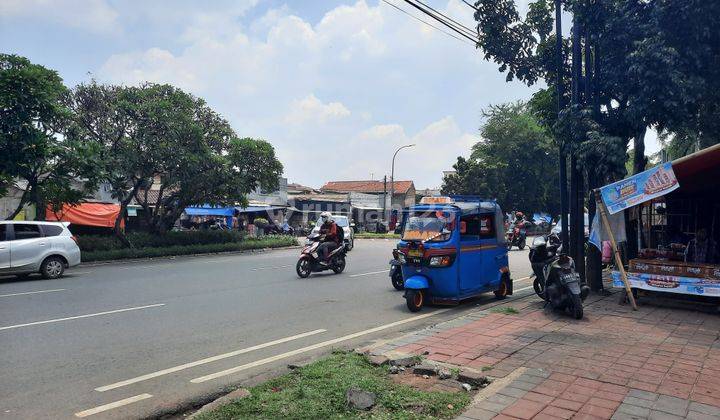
[389,144,415,220]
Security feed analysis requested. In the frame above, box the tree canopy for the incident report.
[442,102,560,215]
[0,54,98,220]
[69,82,283,236]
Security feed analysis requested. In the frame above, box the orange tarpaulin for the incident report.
[46,203,123,228]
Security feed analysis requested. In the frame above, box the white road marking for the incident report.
[191,309,451,383]
[74,394,152,418]
[0,303,165,332]
[349,270,388,278]
[252,265,292,271]
[0,289,65,298]
[95,329,327,392]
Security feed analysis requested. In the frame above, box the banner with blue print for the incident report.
[612,271,720,296]
[600,162,679,214]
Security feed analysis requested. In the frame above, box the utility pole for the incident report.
[555,0,569,252]
[570,7,586,281]
[382,175,387,224]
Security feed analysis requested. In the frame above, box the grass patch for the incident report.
[355,233,400,239]
[196,352,470,420]
[490,307,519,315]
[82,235,297,262]
[481,366,493,372]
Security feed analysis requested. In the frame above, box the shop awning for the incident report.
[46,203,121,228]
[235,206,285,213]
[184,206,235,216]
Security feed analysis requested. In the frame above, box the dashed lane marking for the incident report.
[95,329,327,392]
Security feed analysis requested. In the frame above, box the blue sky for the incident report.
[0,0,659,188]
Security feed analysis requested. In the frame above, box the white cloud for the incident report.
[285,94,351,124]
[89,0,534,188]
[0,0,118,33]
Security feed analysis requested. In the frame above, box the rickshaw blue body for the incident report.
[398,197,510,306]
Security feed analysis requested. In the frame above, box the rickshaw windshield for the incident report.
[401,210,453,242]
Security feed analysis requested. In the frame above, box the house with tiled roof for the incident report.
[321,179,415,208]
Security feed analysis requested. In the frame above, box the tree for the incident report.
[70,82,283,238]
[442,102,560,215]
[0,54,98,220]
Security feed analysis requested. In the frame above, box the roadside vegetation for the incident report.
[196,351,470,420]
[355,232,400,239]
[81,234,297,262]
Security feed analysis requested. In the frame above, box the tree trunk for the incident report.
[633,126,647,175]
[6,186,31,220]
[33,184,46,221]
[115,184,140,248]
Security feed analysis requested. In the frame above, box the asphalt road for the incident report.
[0,239,534,420]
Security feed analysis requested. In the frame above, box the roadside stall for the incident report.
[592,144,720,306]
[46,202,123,234]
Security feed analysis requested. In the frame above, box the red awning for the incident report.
[672,143,720,193]
[46,203,122,228]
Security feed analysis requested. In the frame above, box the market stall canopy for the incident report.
[184,205,235,217]
[599,143,720,214]
[235,205,285,213]
[671,143,720,193]
[46,203,121,228]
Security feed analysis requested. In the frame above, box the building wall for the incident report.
[247,176,288,206]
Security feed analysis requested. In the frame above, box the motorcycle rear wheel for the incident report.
[332,255,346,274]
[296,258,311,278]
[570,294,583,319]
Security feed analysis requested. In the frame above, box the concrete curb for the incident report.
[187,388,250,419]
[79,244,302,268]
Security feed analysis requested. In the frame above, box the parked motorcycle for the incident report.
[389,248,404,290]
[506,221,528,250]
[529,234,589,319]
[296,233,346,278]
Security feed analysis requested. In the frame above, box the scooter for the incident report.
[506,221,528,250]
[389,249,404,290]
[296,233,346,278]
[529,235,589,319]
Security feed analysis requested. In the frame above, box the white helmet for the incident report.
[320,211,332,224]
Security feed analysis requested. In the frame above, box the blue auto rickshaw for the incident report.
[397,196,512,312]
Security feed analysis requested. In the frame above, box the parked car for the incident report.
[311,215,355,251]
[0,221,81,279]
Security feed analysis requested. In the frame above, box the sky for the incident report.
[1,0,658,189]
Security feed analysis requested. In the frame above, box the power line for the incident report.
[379,0,475,46]
[401,0,478,44]
[410,0,477,39]
[461,0,478,11]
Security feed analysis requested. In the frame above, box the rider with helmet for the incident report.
[317,212,339,264]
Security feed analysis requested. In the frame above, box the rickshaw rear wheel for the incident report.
[406,289,424,312]
[494,276,509,299]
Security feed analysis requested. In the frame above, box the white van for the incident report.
[0,221,82,279]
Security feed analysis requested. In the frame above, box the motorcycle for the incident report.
[506,220,528,250]
[529,234,589,319]
[296,233,347,278]
[389,248,404,290]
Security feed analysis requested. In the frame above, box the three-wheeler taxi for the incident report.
[397,196,512,312]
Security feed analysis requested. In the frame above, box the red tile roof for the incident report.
[321,180,414,194]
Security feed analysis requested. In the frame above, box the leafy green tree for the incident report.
[442,102,560,215]
[0,54,98,220]
[70,82,283,238]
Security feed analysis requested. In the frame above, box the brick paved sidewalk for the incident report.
[366,289,720,419]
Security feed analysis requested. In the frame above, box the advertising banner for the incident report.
[612,271,720,296]
[600,162,679,214]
